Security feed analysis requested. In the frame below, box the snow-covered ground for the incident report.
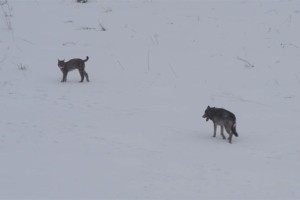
[1,0,300,199]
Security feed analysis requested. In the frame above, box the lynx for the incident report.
[57,56,89,82]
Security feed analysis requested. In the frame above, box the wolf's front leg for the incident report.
[213,123,217,137]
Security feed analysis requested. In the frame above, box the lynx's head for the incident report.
[57,59,65,69]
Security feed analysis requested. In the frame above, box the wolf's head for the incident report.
[57,59,65,69]
[202,106,212,121]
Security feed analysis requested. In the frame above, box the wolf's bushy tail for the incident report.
[232,120,238,137]
[84,56,89,62]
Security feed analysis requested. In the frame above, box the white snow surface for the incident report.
[1,0,300,199]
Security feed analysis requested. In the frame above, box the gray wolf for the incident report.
[57,56,89,82]
[203,106,238,143]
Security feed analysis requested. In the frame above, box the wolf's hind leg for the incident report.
[228,133,233,143]
[225,125,233,143]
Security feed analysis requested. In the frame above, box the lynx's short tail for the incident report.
[232,120,238,137]
[84,56,89,62]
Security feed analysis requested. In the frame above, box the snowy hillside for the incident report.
[1,0,300,199]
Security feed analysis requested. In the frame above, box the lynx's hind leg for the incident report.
[84,71,89,82]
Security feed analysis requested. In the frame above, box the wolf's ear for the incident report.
[207,105,210,109]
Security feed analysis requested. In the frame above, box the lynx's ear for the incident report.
[207,105,210,109]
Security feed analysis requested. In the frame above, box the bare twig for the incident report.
[78,26,97,31]
[77,0,87,3]
[150,34,159,45]
[0,55,7,64]
[78,21,106,32]
[98,21,106,31]
[281,42,298,48]
[17,63,27,71]
[169,63,178,78]
[117,60,125,71]
[0,0,13,31]
[62,41,76,46]
[102,6,112,13]
[19,37,35,45]
[14,63,28,77]
[236,56,255,68]
[147,49,150,72]
[295,74,300,88]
